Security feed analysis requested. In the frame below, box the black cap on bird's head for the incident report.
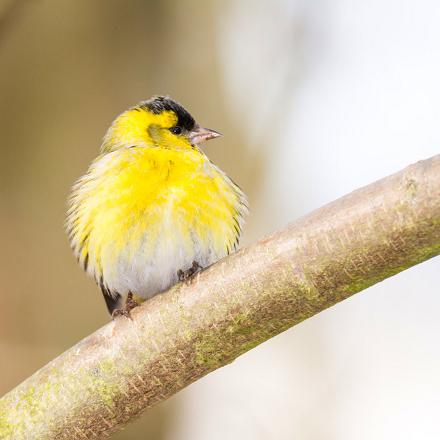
[142,96,196,132]
[142,96,221,145]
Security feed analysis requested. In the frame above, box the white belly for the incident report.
[100,217,224,300]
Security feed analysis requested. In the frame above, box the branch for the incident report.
[1,155,439,439]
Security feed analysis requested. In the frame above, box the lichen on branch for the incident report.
[1,155,439,439]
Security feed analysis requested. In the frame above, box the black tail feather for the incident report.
[99,280,121,315]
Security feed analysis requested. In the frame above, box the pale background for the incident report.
[0,0,439,439]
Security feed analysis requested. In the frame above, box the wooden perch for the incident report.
[1,155,439,439]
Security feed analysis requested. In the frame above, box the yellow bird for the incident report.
[67,96,248,317]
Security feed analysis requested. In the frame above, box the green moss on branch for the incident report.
[1,155,439,439]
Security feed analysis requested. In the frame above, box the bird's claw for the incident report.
[177,261,202,284]
[112,292,139,319]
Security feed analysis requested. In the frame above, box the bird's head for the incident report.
[101,96,221,153]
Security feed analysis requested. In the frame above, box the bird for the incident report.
[67,96,248,317]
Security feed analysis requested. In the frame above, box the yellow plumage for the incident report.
[67,96,247,315]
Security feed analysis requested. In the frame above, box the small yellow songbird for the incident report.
[67,96,248,316]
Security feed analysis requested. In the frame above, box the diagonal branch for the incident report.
[1,155,439,439]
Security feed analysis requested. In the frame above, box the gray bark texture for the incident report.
[1,155,439,439]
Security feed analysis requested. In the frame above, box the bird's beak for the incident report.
[188,126,222,145]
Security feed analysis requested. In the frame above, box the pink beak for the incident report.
[188,126,222,145]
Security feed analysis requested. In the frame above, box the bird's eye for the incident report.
[169,126,182,135]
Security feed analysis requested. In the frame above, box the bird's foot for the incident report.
[177,261,202,284]
[111,292,139,319]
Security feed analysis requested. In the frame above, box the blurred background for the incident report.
[0,0,439,438]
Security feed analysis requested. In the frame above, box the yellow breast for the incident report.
[67,146,247,297]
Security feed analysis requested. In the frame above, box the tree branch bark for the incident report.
[1,155,439,439]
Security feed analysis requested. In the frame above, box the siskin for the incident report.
[67,96,248,317]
